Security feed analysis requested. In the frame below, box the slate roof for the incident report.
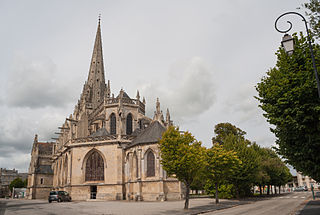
[90,128,110,137]
[131,128,142,136]
[35,165,53,174]
[38,142,52,155]
[129,121,166,147]
[116,91,131,99]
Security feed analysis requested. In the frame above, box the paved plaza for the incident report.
[0,192,314,215]
[0,198,250,215]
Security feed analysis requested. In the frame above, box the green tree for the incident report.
[251,143,271,195]
[256,33,320,181]
[222,134,260,198]
[190,173,206,195]
[159,126,206,210]
[212,123,246,144]
[9,178,25,192]
[205,144,241,204]
[23,179,28,188]
[304,0,320,39]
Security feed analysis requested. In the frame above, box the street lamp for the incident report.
[281,34,294,55]
[275,11,320,98]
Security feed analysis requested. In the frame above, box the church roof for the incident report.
[35,165,53,174]
[38,142,53,155]
[116,91,131,99]
[90,128,110,137]
[129,121,166,147]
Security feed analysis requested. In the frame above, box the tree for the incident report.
[304,0,320,39]
[212,123,246,144]
[251,143,271,195]
[205,144,241,204]
[252,145,292,195]
[222,134,260,198]
[23,179,28,188]
[9,178,25,192]
[256,33,320,181]
[190,173,206,195]
[159,126,206,210]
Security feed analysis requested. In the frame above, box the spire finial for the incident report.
[98,14,101,25]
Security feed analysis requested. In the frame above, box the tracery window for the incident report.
[126,113,133,135]
[85,151,104,181]
[110,113,116,135]
[146,151,155,177]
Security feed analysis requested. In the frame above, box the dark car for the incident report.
[48,191,71,203]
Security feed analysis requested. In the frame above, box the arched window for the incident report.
[85,151,104,181]
[146,151,155,177]
[110,113,116,135]
[126,113,133,135]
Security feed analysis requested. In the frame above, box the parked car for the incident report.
[48,191,71,203]
[294,186,306,192]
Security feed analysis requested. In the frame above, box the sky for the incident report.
[0,0,309,173]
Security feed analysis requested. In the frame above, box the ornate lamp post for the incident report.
[275,12,320,98]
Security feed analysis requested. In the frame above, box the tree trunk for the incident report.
[259,185,262,196]
[235,186,240,199]
[184,184,190,210]
[195,190,198,195]
[267,185,270,195]
[215,183,219,204]
[275,185,277,194]
[279,186,281,194]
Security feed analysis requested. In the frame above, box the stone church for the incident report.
[27,19,183,201]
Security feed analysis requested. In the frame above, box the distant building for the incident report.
[26,19,183,201]
[27,135,54,199]
[0,168,27,197]
[296,172,320,190]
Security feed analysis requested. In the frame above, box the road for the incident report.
[0,192,311,215]
[204,191,311,215]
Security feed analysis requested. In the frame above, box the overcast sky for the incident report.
[0,0,308,172]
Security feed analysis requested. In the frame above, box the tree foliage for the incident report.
[222,134,260,198]
[304,0,320,39]
[9,178,25,192]
[205,144,241,203]
[256,33,320,181]
[211,122,291,197]
[159,126,206,209]
[212,123,246,144]
[253,144,292,194]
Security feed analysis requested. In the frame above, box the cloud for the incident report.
[0,151,31,172]
[0,106,67,166]
[141,57,215,121]
[4,55,75,108]
[223,84,262,125]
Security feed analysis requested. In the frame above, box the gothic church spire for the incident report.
[85,17,107,110]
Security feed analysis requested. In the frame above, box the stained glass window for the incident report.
[85,151,104,181]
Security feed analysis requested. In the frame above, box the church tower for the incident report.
[82,18,107,110]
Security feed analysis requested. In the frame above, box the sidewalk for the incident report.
[297,192,320,215]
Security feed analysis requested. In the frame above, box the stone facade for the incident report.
[27,19,183,201]
[27,136,54,199]
[296,172,320,190]
[0,168,27,197]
